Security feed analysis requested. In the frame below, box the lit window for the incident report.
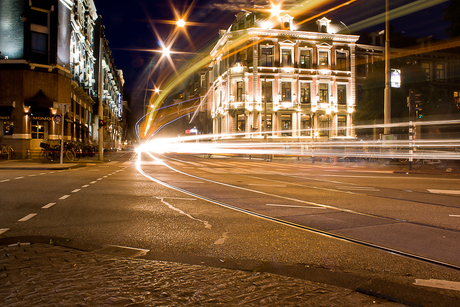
[31,120,45,139]
[281,114,292,136]
[300,50,311,68]
[260,47,273,67]
[281,82,291,101]
[338,116,346,136]
[336,52,347,70]
[262,80,272,102]
[237,114,245,132]
[436,63,445,81]
[319,84,328,103]
[300,114,311,136]
[300,83,310,103]
[236,81,243,101]
[281,49,292,66]
[422,62,431,81]
[318,51,328,68]
[337,85,347,105]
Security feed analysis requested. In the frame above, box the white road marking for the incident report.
[174,180,204,183]
[82,184,89,188]
[156,197,211,229]
[15,176,24,180]
[161,197,196,200]
[49,171,55,174]
[59,195,70,200]
[267,204,326,209]
[1,179,11,182]
[0,228,10,235]
[39,173,46,175]
[18,213,37,222]
[428,189,460,195]
[415,279,460,291]
[90,181,97,184]
[28,174,37,177]
[42,203,56,209]
[103,175,108,178]
[97,178,103,180]
[449,215,460,217]
[248,183,287,187]
[72,189,81,193]
[214,232,229,245]
[336,186,380,191]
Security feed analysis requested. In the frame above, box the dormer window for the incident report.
[316,17,331,33]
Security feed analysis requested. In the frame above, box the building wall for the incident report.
[0,0,123,158]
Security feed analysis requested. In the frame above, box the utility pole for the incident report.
[98,35,104,161]
[384,0,391,136]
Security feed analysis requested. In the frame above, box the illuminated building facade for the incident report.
[209,11,359,140]
[0,0,123,157]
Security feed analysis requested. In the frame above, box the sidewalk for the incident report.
[0,156,109,170]
[0,242,403,306]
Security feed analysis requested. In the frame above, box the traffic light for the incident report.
[99,119,105,127]
[414,94,423,119]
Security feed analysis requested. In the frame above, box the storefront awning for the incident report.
[24,89,54,108]
[0,106,14,119]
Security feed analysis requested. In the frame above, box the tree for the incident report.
[443,0,460,38]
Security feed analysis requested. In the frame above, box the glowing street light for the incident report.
[270,3,281,18]
[162,46,171,57]
[176,18,186,27]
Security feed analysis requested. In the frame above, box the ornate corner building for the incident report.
[208,11,359,140]
[0,0,124,158]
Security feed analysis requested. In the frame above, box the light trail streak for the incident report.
[136,118,460,161]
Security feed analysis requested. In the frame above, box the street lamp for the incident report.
[176,19,186,27]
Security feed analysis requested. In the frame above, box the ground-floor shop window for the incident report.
[281,114,292,136]
[338,115,347,136]
[300,114,311,136]
[319,115,329,137]
[262,113,272,136]
[31,120,46,139]
[2,121,14,136]
[237,113,246,132]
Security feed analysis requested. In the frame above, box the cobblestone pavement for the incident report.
[0,243,403,306]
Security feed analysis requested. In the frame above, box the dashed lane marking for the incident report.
[18,213,37,222]
[428,189,460,195]
[1,179,11,182]
[72,189,81,193]
[28,174,37,177]
[449,215,460,217]
[97,178,103,180]
[0,228,10,235]
[15,176,24,180]
[90,181,97,184]
[82,184,90,188]
[59,195,70,200]
[42,203,56,209]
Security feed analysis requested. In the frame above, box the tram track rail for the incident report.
[138,152,460,272]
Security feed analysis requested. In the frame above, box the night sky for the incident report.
[93,0,450,118]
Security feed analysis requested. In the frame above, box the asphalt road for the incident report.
[1,151,460,305]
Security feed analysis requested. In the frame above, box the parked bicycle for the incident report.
[39,141,75,162]
[1,145,16,160]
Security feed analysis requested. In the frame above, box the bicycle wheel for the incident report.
[39,150,48,162]
[65,149,75,161]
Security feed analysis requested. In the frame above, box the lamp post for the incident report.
[384,0,391,136]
